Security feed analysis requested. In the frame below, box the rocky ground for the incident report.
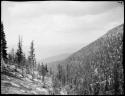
[1,74,53,94]
[1,62,68,95]
[1,62,54,95]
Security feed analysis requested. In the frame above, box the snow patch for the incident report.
[38,88,49,94]
[25,77,32,82]
[27,74,32,79]
[33,79,38,82]
[2,80,10,83]
[9,65,16,70]
[36,87,42,91]
[17,68,22,73]
[60,88,67,95]
[11,82,20,87]
[31,91,37,94]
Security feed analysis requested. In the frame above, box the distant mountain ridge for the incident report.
[43,53,71,63]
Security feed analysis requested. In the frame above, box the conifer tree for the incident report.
[66,64,70,84]
[28,40,36,79]
[45,64,48,73]
[113,63,120,95]
[8,48,15,64]
[41,63,45,82]
[15,36,26,77]
[16,36,23,68]
[57,64,62,81]
[1,22,7,61]
[49,67,53,75]
[57,64,66,86]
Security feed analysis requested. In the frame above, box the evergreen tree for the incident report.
[37,63,41,75]
[57,64,62,82]
[45,64,48,73]
[39,63,48,85]
[1,22,7,61]
[28,40,36,79]
[16,36,23,68]
[22,53,26,77]
[113,63,120,95]
[41,63,45,82]
[49,67,53,75]
[8,48,15,64]
[66,64,70,84]
[11,48,15,63]
[57,64,66,86]
[15,36,26,77]
[26,56,32,74]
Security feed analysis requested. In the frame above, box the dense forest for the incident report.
[51,24,124,95]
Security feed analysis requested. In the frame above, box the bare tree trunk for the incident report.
[42,75,45,87]
[42,75,44,82]
[1,57,4,72]
[22,61,24,77]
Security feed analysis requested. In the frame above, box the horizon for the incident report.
[1,1,124,61]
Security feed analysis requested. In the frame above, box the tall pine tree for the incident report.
[15,36,23,68]
[1,22,7,61]
[28,40,36,79]
[8,48,15,64]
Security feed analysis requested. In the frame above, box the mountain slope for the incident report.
[52,24,123,74]
[53,24,124,95]
[63,24,123,65]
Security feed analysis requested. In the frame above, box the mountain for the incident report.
[51,24,123,73]
[50,23,123,89]
[63,24,123,65]
[43,53,71,63]
[52,24,123,95]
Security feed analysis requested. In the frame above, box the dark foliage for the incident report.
[1,22,7,61]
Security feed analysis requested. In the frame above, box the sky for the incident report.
[1,1,124,61]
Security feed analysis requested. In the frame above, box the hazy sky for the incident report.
[1,1,124,61]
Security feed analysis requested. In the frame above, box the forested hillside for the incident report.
[53,24,124,95]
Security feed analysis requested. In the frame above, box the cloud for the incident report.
[3,1,121,19]
[2,1,124,60]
